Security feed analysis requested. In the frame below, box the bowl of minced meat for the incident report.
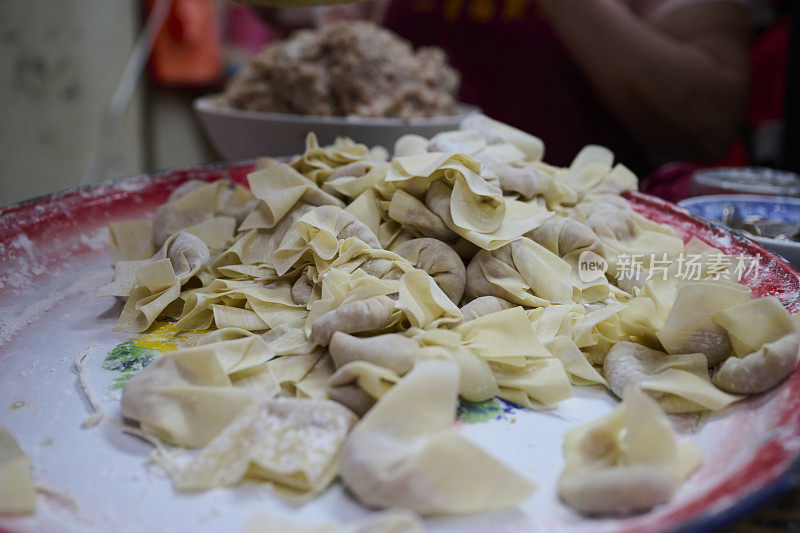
[194,21,478,159]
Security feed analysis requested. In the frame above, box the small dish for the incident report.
[679,194,800,268]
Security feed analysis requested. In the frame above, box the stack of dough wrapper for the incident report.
[100,115,800,517]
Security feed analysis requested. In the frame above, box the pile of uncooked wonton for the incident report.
[98,115,800,520]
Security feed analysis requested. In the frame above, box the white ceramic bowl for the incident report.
[193,96,480,159]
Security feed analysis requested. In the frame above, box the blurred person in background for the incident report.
[386,0,752,176]
[262,0,753,177]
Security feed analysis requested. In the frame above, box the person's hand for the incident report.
[535,0,750,162]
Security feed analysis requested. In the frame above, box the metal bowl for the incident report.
[679,194,800,268]
[690,167,800,197]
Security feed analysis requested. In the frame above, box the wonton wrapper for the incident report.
[570,196,684,270]
[242,161,344,231]
[525,215,603,263]
[332,329,498,404]
[397,269,462,329]
[152,180,255,247]
[174,398,356,497]
[656,281,751,366]
[426,180,553,251]
[556,146,638,199]
[294,355,335,399]
[98,231,209,299]
[291,273,315,305]
[273,205,382,276]
[414,307,575,406]
[603,341,739,413]
[459,295,515,322]
[547,335,607,387]
[325,162,391,201]
[108,218,155,262]
[211,304,267,331]
[345,188,383,236]
[616,296,666,346]
[182,215,237,250]
[710,295,800,394]
[390,153,507,234]
[305,268,400,336]
[121,337,277,447]
[327,360,402,416]
[465,237,573,307]
[402,329,500,402]
[475,143,528,166]
[177,279,306,332]
[268,352,324,395]
[528,304,583,343]
[0,427,36,515]
[455,306,549,365]
[394,134,429,158]
[425,129,525,167]
[427,129,487,155]
[446,346,500,402]
[108,232,210,332]
[460,114,544,161]
[387,189,457,241]
[197,327,257,345]
[339,360,536,515]
[314,237,413,281]
[565,301,627,364]
[488,163,557,200]
[329,332,421,375]
[393,238,466,304]
[492,358,573,408]
[214,203,316,277]
[311,295,396,346]
[291,132,383,185]
[713,333,800,394]
[558,388,703,514]
[713,296,799,357]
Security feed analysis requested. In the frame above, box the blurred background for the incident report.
[0,0,797,206]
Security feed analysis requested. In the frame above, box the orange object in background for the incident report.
[147,0,222,86]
